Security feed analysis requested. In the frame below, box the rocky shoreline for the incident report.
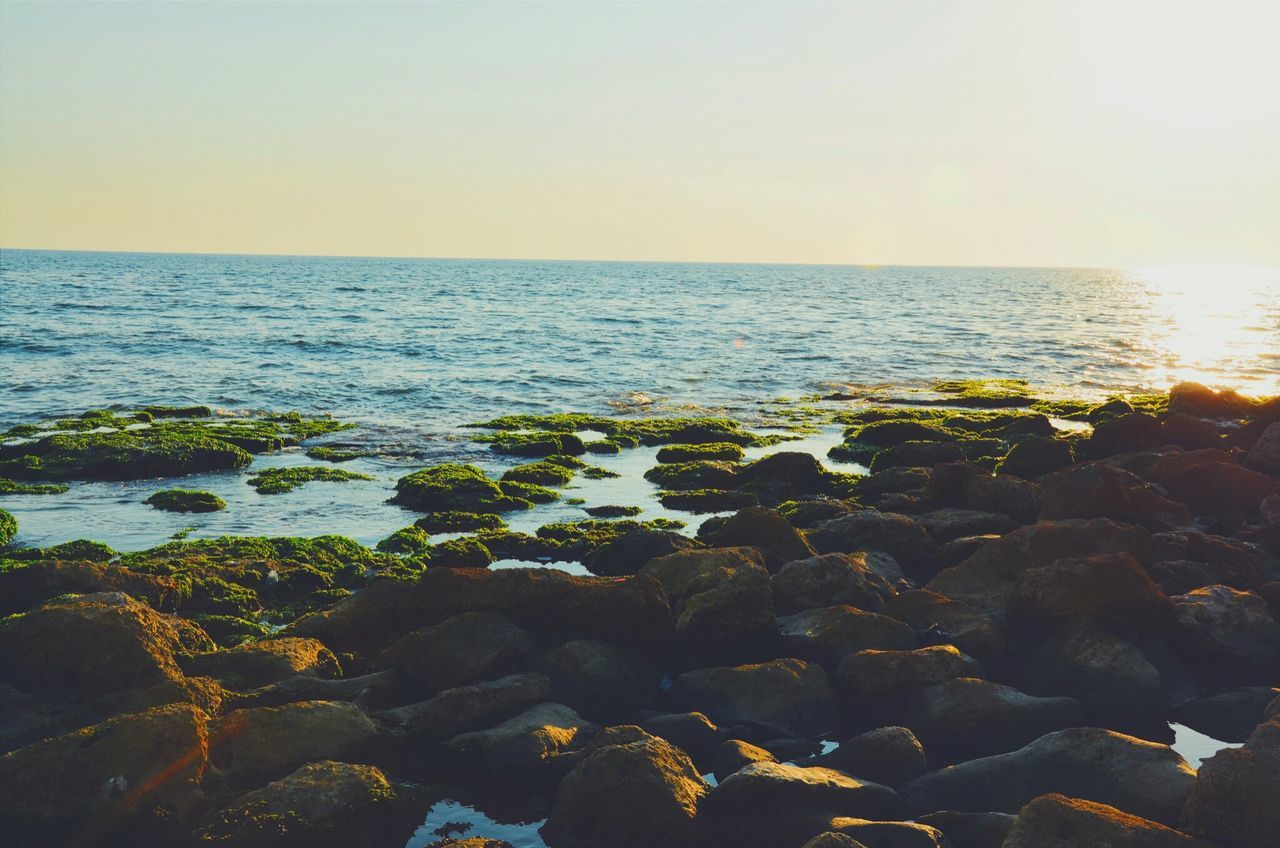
[1,380,1279,847]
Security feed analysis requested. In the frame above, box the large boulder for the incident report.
[444,702,598,796]
[182,637,341,689]
[1172,585,1280,684]
[0,592,205,697]
[1004,793,1213,848]
[704,761,900,822]
[641,712,725,767]
[814,726,928,788]
[1085,412,1162,458]
[837,645,982,707]
[736,451,847,505]
[1149,530,1272,593]
[899,678,1085,765]
[771,553,895,615]
[198,760,421,848]
[714,738,777,779]
[926,519,1153,623]
[1181,717,1280,848]
[880,589,1005,659]
[902,727,1196,825]
[674,658,835,738]
[807,511,940,579]
[639,547,775,666]
[996,436,1074,479]
[210,700,380,788]
[0,559,180,615]
[709,506,817,570]
[0,703,210,843]
[543,730,708,848]
[778,606,916,666]
[377,611,533,695]
[1006,553,1174,636]
[1038,463,1193,532]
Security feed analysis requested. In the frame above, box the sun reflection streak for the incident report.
[1131,262,1280,394]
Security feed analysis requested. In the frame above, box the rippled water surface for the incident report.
[4,250,1277,431]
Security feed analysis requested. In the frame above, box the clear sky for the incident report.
[1,0,1277,266]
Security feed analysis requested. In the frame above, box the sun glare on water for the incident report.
[1131,261,1280,394]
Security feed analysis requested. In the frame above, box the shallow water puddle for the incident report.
[406,799,547,848]
[1169,722,1242,769]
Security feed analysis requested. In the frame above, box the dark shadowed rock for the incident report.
[1169,381,1256,419]
[996,436,1074,479]
[378,611,533,696]
[182,636,341,689]
[1172,585,1280,684]
[814,726,928,788]
[0,559,179,615]
[542,730,707,848]
[1162,413,1222,450]
[926,461,1041,523]
[1039,463,1193,532]
[807,511,940,578]
[870,441,966,472]
[837,645,982,707]
[674,658,835,738]
[902,727,1196,825]
[705,761,900,821]
[1171,686,1280,743]
[710,506,817,570]
[382,672,552,743]
[1164,460,1279,517]
[1181,717,1280,848]
[1245,421,1280,475]
[714,738,777,780]
[1003,793,1213,848]
[584,528,701,576]
[936,533,999,570]
[1006,552,1174,635]
[915,508,1014,543]
[210,700,380,788]
[800,833,869,848]
[1086,412,1162,458]
[543,639,635,721]
[1150,530,1273,592]
[772,552,896,615]
[445,702,599,796]
[778,606,916,666]
[915,811,1014,848]
[640,712,725,767]
[881,589,1005,659]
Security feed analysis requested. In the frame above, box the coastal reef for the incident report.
[1,381,1279,847]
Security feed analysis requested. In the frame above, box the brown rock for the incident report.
[1006,553,1174,635]
[710,506,817,570]
[0,560,179,615]
[210,700,380,788]
[771,552,895,615]
[674,658,835,738]
[807,511,940,579]
[1039,463,1193,532]
[1005,793,1214,848]
[837,645,982,704]
[705,761,900,821]
[1172,585,1280,683]
[714,738,776,780]
[814,726,928,788]
[183,637,341,689]
[778,606,916,666]
[378,611,532,695]
[445,702,598,794]
[880,589,1005,659]
[1182,716,1280,848]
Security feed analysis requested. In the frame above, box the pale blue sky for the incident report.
[2,1,1277,265]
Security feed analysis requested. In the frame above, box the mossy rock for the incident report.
[533,517,685,561]
[191,614,270,648]
[584,505,642,518]
[584,440,623,455]
[827,440,882,465]
[246,466,372,495]
[3,538,119,563]
[498,479,560,504]
[413,511,507,533]
[376,526,433,556]
[844,420,960,447]
[0,509,15,548]
[501,461,575,487]
[659,489,758,513]
[0,478,69,495]
[479,431,588,457]
[655,442,746,463]
[581,465,621,479]
[391,463,532,513]
[145,489,227,513]
[931,378,1036,408]
[423,536,493,568]
[468,413,763,447]
[474,529,566,562]
[0,429,253,482]
[1030,398,1094,420]
[304,446,363,462]
[643,460,740,491]
[144,404,213,419]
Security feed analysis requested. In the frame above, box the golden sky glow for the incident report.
[1,1,1278,265]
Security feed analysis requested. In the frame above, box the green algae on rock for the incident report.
[501,461,576,487]
[375,525,434,556]
[2,538,119,564]
[413,511,507,533]
[0,509,15,548]
[659,489,758,513]
[304,446,364,462]
[585,505,643,517]
[644,460,740,491]
[246,466,373,495]
[655,442,747,463]
[390,463,534,513]
[0,478,69,495]
[145,489,228,513]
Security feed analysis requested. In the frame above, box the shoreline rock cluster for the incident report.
[0,381,1278,847]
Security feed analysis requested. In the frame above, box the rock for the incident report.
[583,528,700,576]
[1263,493,1280,527]
[714,738,776,779]
[736,451,850,505]
[996,436,1074,479]
[639,547,775,666]
[544,639,635,720]
[815,726,928,788]
[778,606,916,666]
[1169,381,1255,419]
[936,534,999,570]
[198,760,420,847]
[1164,460,1279,517]
[641,712,725,767]
[1086,412,1162,458]
[771,553,896,615]
[837,645,982,706]
[1039,463,1193,532]
[857,466,932,497]
[377,611,533,696]
[709,506,817,570]
[926,518,1153,623]
[1004,793,1213,848]
[0,592,204,697]
[1182,717,1280,848]
[210,700,380,788]
[0,703,209,842]
[807,511,940,579]
[1246,422,1280,475]
[542,730,707,848]
[705,761,900,821]
[914,508,1014,543]
[227,668,403,711]
[800,834,869,848]
[825,819,949,848]
[1007,553,1174,635]
[1149,530,1272,592]
[0,560,179,615]
[927,462,1040,523]
[900,678,1085,764]
[182,637,341,689]
[1162,413,1222,450]
[445,702,598,796]
[880,589,1005,659]
[915,811,1014,848]
[779,498,861,529]
[1030,618,1167,728]
[902,727,1196,825]
[674,658,835,738]
[291,567,671,657]
[1172,585,1280,684]
[382,672,552,743]
[1172,687,1280,743]
[869,441,966,472]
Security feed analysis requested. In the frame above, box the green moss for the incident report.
[413,511,507,533]
[191,614,269,648]
[145,404,213,419]
[391,463,532,513]
[145,489,227,513]
[478,431,587,457]
[0,478,69,495]
[831,407,952,427]
[3,423,44,438]
[246,466,373,495]
[262,411,357,440]
[843,420,959,446]
[423,536,493,568]
[655,442,746,463]
[1121,393,1170,416]
[468,412,605,432]
[643,460,739,491]
[4,539,118,562]
[501,461,576,486]
[0,509,15,547]
[468,413,762,447]
[188,575,262,617]
[475,529,565,561]
[305,446,364,462]
[376,525,434,555]
[580,465,621,479]
[659,489,758,513]
[584,505,642,517]
[564,497,586,505]
[498,479,560,504]
[931,378,1036,408]
[533,517,685,560]
[543,454,587,469]
[584,440,622,455]
[1029,398,1094,420]
[0,429,253,482]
